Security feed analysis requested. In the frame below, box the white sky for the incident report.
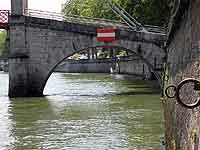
[0,0,68,13]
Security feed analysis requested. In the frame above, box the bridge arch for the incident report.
[9,31,165,97]
[42,44,164,95]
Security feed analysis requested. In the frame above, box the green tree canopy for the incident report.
[62,0,117,20]
[62,0,171,26]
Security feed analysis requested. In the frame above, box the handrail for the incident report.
[0,6,166,33]
[25,9,166,34]
[26,9,128,26]
[108,5,136,30]
[106,0,144,31]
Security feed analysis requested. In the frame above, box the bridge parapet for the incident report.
[0,8,166,34]
[26,9,128,29]
[24,9,166,34]
[9,15,165,49]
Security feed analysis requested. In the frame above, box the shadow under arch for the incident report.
[42,45,162,95]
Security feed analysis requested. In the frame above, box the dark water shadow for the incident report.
[115,91,159,96]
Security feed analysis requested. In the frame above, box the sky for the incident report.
[0,0,68,13]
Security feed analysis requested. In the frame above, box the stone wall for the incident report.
[55,59,113,73]
[118,57,151,78]
[55,56,151,79]
[165,0,200,149]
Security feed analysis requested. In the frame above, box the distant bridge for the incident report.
[0,0,166,97]
[55,55,163,80]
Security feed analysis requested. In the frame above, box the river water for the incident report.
[0,72,164,150]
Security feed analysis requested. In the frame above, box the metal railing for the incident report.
[0,10,9,29]
[0,8,165,34]
[25,9,166,34]
[106,0,144,31]
[144,25,166,34]
[26,9,129,28]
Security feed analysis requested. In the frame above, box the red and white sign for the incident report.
[97,28,116,42]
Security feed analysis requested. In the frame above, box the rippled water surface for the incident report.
[0,72,164,150]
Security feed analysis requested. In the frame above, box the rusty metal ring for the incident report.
[165,85,177,98]
[176,78,200,109]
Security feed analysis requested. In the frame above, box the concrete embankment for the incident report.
[55,56,153,79]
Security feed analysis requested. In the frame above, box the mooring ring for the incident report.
[176,78,200,109]
[165,85,177,98]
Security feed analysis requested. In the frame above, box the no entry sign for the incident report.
[97,28,116,42]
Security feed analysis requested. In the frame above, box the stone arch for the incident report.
[43,44,163,95]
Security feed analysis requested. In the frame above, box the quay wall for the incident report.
[164,0,200,149]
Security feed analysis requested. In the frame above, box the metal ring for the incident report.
[176,78,200,109]
[165,85,177,98]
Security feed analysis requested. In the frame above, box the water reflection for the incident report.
[109,94,163,150]
[0,73,163,150]
[8,97,56,150]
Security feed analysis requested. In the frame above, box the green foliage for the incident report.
[97,49,127,58]
[119,0,171,26]
[0,30,8,56]
[62,0,117,20]
[98,49,110,58]
[117,49,127,57]
[62,0,171,26]
[70,53,81,60]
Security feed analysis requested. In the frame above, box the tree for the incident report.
[0,30,8,57]
[62,0,171,26]
[62,0,117,20]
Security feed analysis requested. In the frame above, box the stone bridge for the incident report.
[5,0,166,97]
